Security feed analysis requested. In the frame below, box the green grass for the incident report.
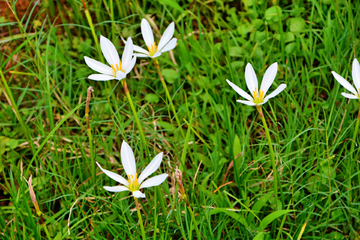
[1,0,360,239]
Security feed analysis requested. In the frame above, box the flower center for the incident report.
[146,42,158,56]
[111,61,125,75]
[127,173,139,191]
[252,87,265,104]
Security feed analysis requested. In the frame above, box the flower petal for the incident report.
[136,53,150,58]
[100,35,120,66]
[115,71,126,81]
[138,152,163,184]
[226,79,253,101]
[352,58,360,92]
[331,71,357,95]
[159,38,177,53]
[263,84,286,102]
[120,141,137,177]
[88,74,115,81]
[133,45,149,55]
[125,56,137,74]
[236,100,256,106]
[158,22,175,51]
[260,62,278,96]
[140,173,168,189]
[121,37,134,71]
[103,186,129,192]
[245,63,258,96]
[96,162,129,187]
[133,190,146,198]
[141,18,154,48]
[84,56,113,75]
[341,92,359,99]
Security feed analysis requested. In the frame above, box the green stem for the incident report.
[348,103,360,209]
[257,106,279,210]
[134,198,146,239]
[154,59,185,139]
[0,69,36,155]
[122,79,148,157]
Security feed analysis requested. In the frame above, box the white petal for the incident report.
[226,79,253,101]
[100,35,120,66]
[96,162,129,187]
[245,63,258,96]
[122,38,148,55]
[236,100,256,106]
[133,45,149,55]
[140,173,168,189]
[331,71,357,95]
[133,190,146,198]
[84,56,113,75]
[263,84,286,102]
[115,71,126,81]
[158,22,175,51]
[136,53,150,58]
[341,92,359,99]
[138,152,163,184]
[121,36,127,44]
[260,62,278,96]
[103,186,129,192]
[125,56,136,74]
[121,37,134,71]
[159,38,177,53]
[141,18,154,47]
[352,58,360,92]
[120,141,137,177]
[88,74,115,81]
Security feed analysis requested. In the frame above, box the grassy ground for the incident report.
[1,0,360,239]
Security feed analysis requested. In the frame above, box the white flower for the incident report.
[331,58,360,99]
[96,141,168,198]
[123,18,177,58]
[226,62,286,106]
[84,35,136,81]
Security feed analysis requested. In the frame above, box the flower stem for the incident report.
[134,198,146,239]
[122,79,148,157]
[348,103,360,208]
[257,106,279,209]
[154,59,185,139]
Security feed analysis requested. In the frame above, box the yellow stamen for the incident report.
[146,42,158,56]
[111,61,125,77]
[127,173,139,191]
[252,87,265,104]
[111,64,116,73]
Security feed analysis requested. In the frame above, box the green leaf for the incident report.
[233,135,241,158]
[289,17,306,32]
[247,193,272,223]
[161,69,178,84]
[265,6,281,22]
[258,210,293,232]
[144,93,159,103]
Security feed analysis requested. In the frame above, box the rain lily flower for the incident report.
[123,18,177,58]
[96,141,168,198]
[226,62,286,106]
[331,58,360,99]
[84,36,136,81]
